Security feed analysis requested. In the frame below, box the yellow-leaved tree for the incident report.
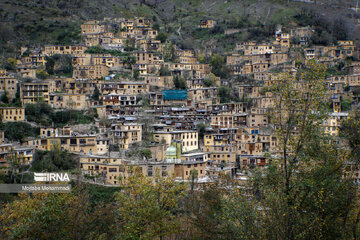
[115,167,186,240]
[254,62,357,239]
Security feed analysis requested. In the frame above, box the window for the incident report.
[162,166,167,177]
[148,166,153,177]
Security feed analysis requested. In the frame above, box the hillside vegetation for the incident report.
[1,0,360,58]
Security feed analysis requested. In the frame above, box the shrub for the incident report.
[25,103,96,127]
[210,54,229,79]
[159,66,171,76]
[31,145,77,172]
[173,76,187,89]
[2,122,39,143]
[156,32,167,43]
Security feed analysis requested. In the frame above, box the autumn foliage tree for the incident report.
[115,168,186,240]
[186,176,261,240]
[0,188,118,240]
[255,62,357,239]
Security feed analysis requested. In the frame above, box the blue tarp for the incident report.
[162,90,187,100]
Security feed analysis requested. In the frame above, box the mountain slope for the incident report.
[0,0,359,57]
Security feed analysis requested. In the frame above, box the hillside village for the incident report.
[0,15,359,186]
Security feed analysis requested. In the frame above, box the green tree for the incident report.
[210,54,229,79]
[203,73,216,87]
[50,109,95,127]
[124,39,136,51]
[136,93,150,108]
[0,91,9,104]
[4,58,16,71]
[11,85,21,107]
[198,53,206,64]
[197,123,206,142]
[45,56,55,75]
[7,150,25,184]
[123,55,137,67]
[162,43,177,62]
[340,110,360,161]
[133,69,140,80]
[153,23,160,31]
[92,85,100,101]
[341,99,352,111]
[85,45,107,54]
[156,32,168,43]
[140,149,152,160]
[189,169,198,191]
[36,69,49,79]
[173,75,187,89]
[218,86,231,103]
[31,144,77,172]
[159,65,171,76]
[25,102,53,125]
[340,110,360,239]
[2,122,39,143]
[45,54,73,77]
